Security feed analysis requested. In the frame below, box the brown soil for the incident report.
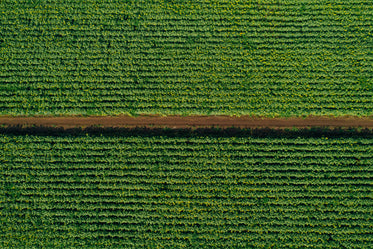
[0,115,372,129]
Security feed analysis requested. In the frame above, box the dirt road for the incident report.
[0,115,372,129]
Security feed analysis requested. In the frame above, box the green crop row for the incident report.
[0,133,372,248]
[0,0,372,116]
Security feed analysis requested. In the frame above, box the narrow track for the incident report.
[0,116,372,129]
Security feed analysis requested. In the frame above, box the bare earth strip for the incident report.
[0,116,372,129]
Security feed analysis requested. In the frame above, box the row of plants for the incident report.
[0,0,371,116]
[1,133,372,248]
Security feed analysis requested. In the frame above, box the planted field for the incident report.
[0,0,372,116]
[1,131,372,248]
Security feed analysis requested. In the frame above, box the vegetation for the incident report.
[1,129,372,248]
[0,0,372,116]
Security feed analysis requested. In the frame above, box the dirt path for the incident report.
[0,116,372,129]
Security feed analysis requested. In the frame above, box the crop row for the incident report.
[0,0,372,116]
[1,134,372,248]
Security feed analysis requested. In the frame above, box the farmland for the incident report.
[1,0,373,248]
[1,130,372,248]
[1,0,372,116]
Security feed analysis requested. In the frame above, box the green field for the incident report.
[1,130,372,248]
[0,0,372,116]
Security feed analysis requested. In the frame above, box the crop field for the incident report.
[1,131,372,248]
[0,0,372,116]
[1,0,373,248]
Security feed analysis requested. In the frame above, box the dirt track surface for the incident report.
[0,116,372,129]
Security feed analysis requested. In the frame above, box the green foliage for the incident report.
[0,134,372,248]
[0,0,372,116]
